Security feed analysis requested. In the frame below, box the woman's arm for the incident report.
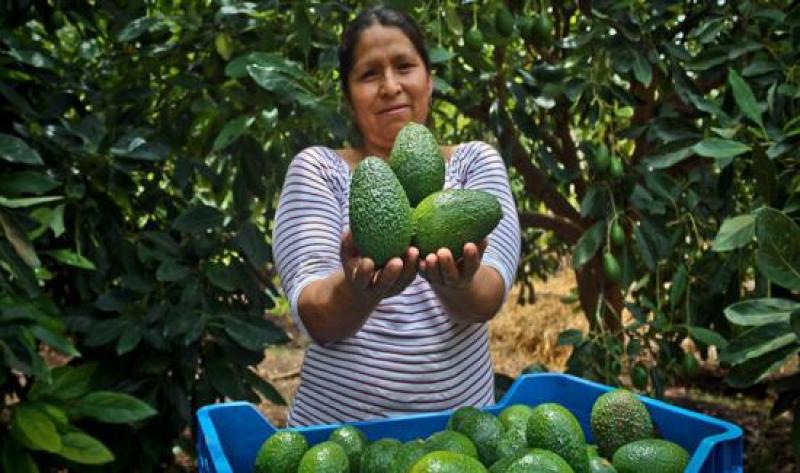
[297,232,419,345]
[272,148,419,346]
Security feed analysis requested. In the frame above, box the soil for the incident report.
[252,269,798,472]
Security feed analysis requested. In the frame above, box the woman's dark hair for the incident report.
[338,5,430,100]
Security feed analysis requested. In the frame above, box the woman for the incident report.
[272,5,521,427]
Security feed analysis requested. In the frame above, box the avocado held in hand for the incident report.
[412,189,502,259]
[349,157,413,266]
[389,122,446,207]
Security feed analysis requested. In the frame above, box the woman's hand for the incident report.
[418,240,488,291]
[341,231,420,302]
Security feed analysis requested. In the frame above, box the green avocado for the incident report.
[526,403,589,473]
[389,122,446,207]
[412,189,502,259]
[612,439,689,473]
[590,389,655,458]
[349,157,413,266]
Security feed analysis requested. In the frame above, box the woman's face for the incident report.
[347,24,433,156]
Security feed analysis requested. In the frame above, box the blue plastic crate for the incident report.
[196,373,743,473]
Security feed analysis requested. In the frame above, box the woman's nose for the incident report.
[381,70,402,95]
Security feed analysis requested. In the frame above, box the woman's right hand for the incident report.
[340,231,419,302]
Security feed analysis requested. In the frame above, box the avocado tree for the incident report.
[1,0,799,470]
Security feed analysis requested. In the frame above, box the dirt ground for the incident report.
[253,269,797,471]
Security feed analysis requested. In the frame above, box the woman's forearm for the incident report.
[434,265,506,323]
[297,271,378,345]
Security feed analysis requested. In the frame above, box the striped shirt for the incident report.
[272,141,521,427]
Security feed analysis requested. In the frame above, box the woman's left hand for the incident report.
[418,240,488,291]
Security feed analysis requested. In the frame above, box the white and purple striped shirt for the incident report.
[272,141,521,426]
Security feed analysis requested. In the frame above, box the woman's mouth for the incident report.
[380,105,410,115]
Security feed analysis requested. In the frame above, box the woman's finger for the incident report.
[355,258,375,290]
[374,257,403,293]
[461,243,481,280]
[436,248,459,286]
[425,253,443,286]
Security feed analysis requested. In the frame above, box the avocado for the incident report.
[498,404,533,433]
[494,6,515,37]
[447,406,482,432]
[458,411,504,466]
[495,426,528,459]
[589,456,618,473]
[425,430,478,459]
[526,403,590,473]
[611,439,689,473]
[389,439,430,473]
[506,448,575,473]
[389,122,445,207]
[328,425,369,473]
[360,438,403,473]
[409,450,488,472]
[590,389,655,458]
[297,440,349,473]
[412,189,502,259]
[253,430,308,473]
[349,157,413,266]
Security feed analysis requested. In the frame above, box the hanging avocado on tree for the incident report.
[464,27,483,51]
[603,252,622,283]
[495,5,515,38]
[530,11,553,47]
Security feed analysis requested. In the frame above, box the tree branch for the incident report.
[519,212,584,244]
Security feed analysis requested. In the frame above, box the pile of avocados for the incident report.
[348,122,503,266]
[252,387,691,473]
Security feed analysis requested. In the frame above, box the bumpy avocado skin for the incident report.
[349,157,413,266]
[412,189,502,259]
[389,122,446,207]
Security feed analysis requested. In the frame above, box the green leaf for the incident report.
[728,68,763,128]
[633,224,657,271]
[791,308,800,338]
[212,116,255,151]
[172,205,224,233]
[644,140,697,169]
[0,171,59,194]
[719,322,796,366]
[687,326,729,349]
[755,208,800,290]
[632,50,652,86]
[724,298,799,326]
[234,222,270,269]
[44,250,96,270]
[29,364,96,401]
[692,138,750,159]
[727,343,800,388]
[117,17,161,42]
[429,47,454,64]
[572,221,604,269]
[117,323,144,355]
[1,440,39,473]
[0,195,63,208]
[0,134,43,165]
[669,264,688,310]
[221,315,288,351]
[156,259,190,282]
[57,431,114,465]
[557,329,583,346]
[72,391,157,423]
[30,325,80,358]
[243,369,285,405]
[712,214,756,251]
[0,210,40,268]
[13,405,61,453]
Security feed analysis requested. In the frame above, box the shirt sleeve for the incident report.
[460,142,522,298]
[272,147,344,339]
